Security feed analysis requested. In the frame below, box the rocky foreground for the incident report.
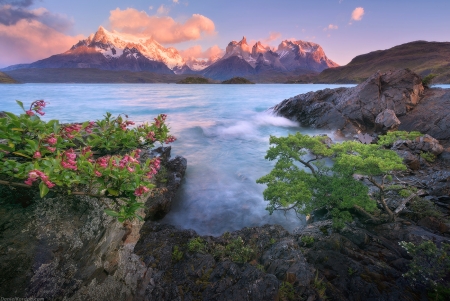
[1,70,449,300]
[274,69,450,141]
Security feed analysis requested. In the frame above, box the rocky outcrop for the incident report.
[133,223,317,301]
[144,146,187,220]
[273,69,425,135]
[398,88,450,140]
[0,147,187,300]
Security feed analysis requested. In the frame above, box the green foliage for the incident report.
[313,271,327,299]
[300,235,314,247]
[377,131,422,146]
[188,237,207,254]
[422,74,437,87]
[420,152,436,163]
[172,245,183,262]
[409,198,446,222]
[279,281,295,301]
[400,240,450,289]
[347,267,357,276]
[257,132,406,227]
[213,236,254,263]
[177,76,210,84]
[0,100,176,222]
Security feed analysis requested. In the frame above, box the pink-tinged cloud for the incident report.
[0,19,83,67]
[109,8,216,44]
[328,24,338,30]
[179,45,223,60]
[351,7,364,21]
[263,31,281,43]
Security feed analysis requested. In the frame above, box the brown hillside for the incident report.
[0,71,17,83]
[318,41,450,84]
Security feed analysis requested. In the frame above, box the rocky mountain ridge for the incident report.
[1,28,338,81]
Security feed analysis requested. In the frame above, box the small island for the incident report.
[177,76,211,84]
[221,77,254,84]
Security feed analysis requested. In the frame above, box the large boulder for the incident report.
[274,69,425,135]
[375,109,401,133]
[398,88,450,140]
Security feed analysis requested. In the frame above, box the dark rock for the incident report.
[399,88,450,140]
[273,69,424,135]
[374,109,401,133]
[145,147,187,220]
[417,216,450,234]
[261,238,314,287]
[395,149,420,170]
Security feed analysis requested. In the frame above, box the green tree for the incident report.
[257,133,406,227]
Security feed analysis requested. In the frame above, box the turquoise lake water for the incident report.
[2,83,446,235]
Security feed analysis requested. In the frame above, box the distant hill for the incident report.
[222,77,254,84]
[2,68,201,83]
[177,77,211,84]
[318,41,450,84]
[0,71,17,83]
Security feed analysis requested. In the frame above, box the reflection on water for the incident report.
[0,83,352,236]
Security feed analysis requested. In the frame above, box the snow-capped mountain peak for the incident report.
[73,26,185,70]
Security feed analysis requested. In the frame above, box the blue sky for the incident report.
[1,0,449,67]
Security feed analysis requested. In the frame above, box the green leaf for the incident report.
[39,182,49,198]
[104,209,120,217]
[12,151,32,159]
[107,188,119,196]
[16,100,25,111]
[0,144,14,152]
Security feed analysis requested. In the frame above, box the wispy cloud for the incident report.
[157,4,170,15]
[263,31,281,43]
[323,24,338,31]
[109,8,216,44]
[179,44,223,60]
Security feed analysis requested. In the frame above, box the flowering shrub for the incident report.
[0,100,176,222]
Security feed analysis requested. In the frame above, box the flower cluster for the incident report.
[61,149,77,170]
[26,100,46,116]
[146,157,161,179]
[1,100,178,222]
[165,135,176,144]
[25,170,55,188]
[62,124,83,139]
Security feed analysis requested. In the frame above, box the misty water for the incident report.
[1,83,358,235]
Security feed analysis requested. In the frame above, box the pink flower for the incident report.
[146,131,156,142]
[165,135,176,144]
[134,186,150,196]
[33,151,41,158]
[26,110,34,116]
[47,136,57,145]
[45,181,55,188]
[127,166,135,173]
[46,146,56,152]
[95,170,102,177]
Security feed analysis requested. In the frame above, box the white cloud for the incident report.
[351,7,364,21]
[173,0,179,3]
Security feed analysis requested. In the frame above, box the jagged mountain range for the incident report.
[1,26,338,80]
